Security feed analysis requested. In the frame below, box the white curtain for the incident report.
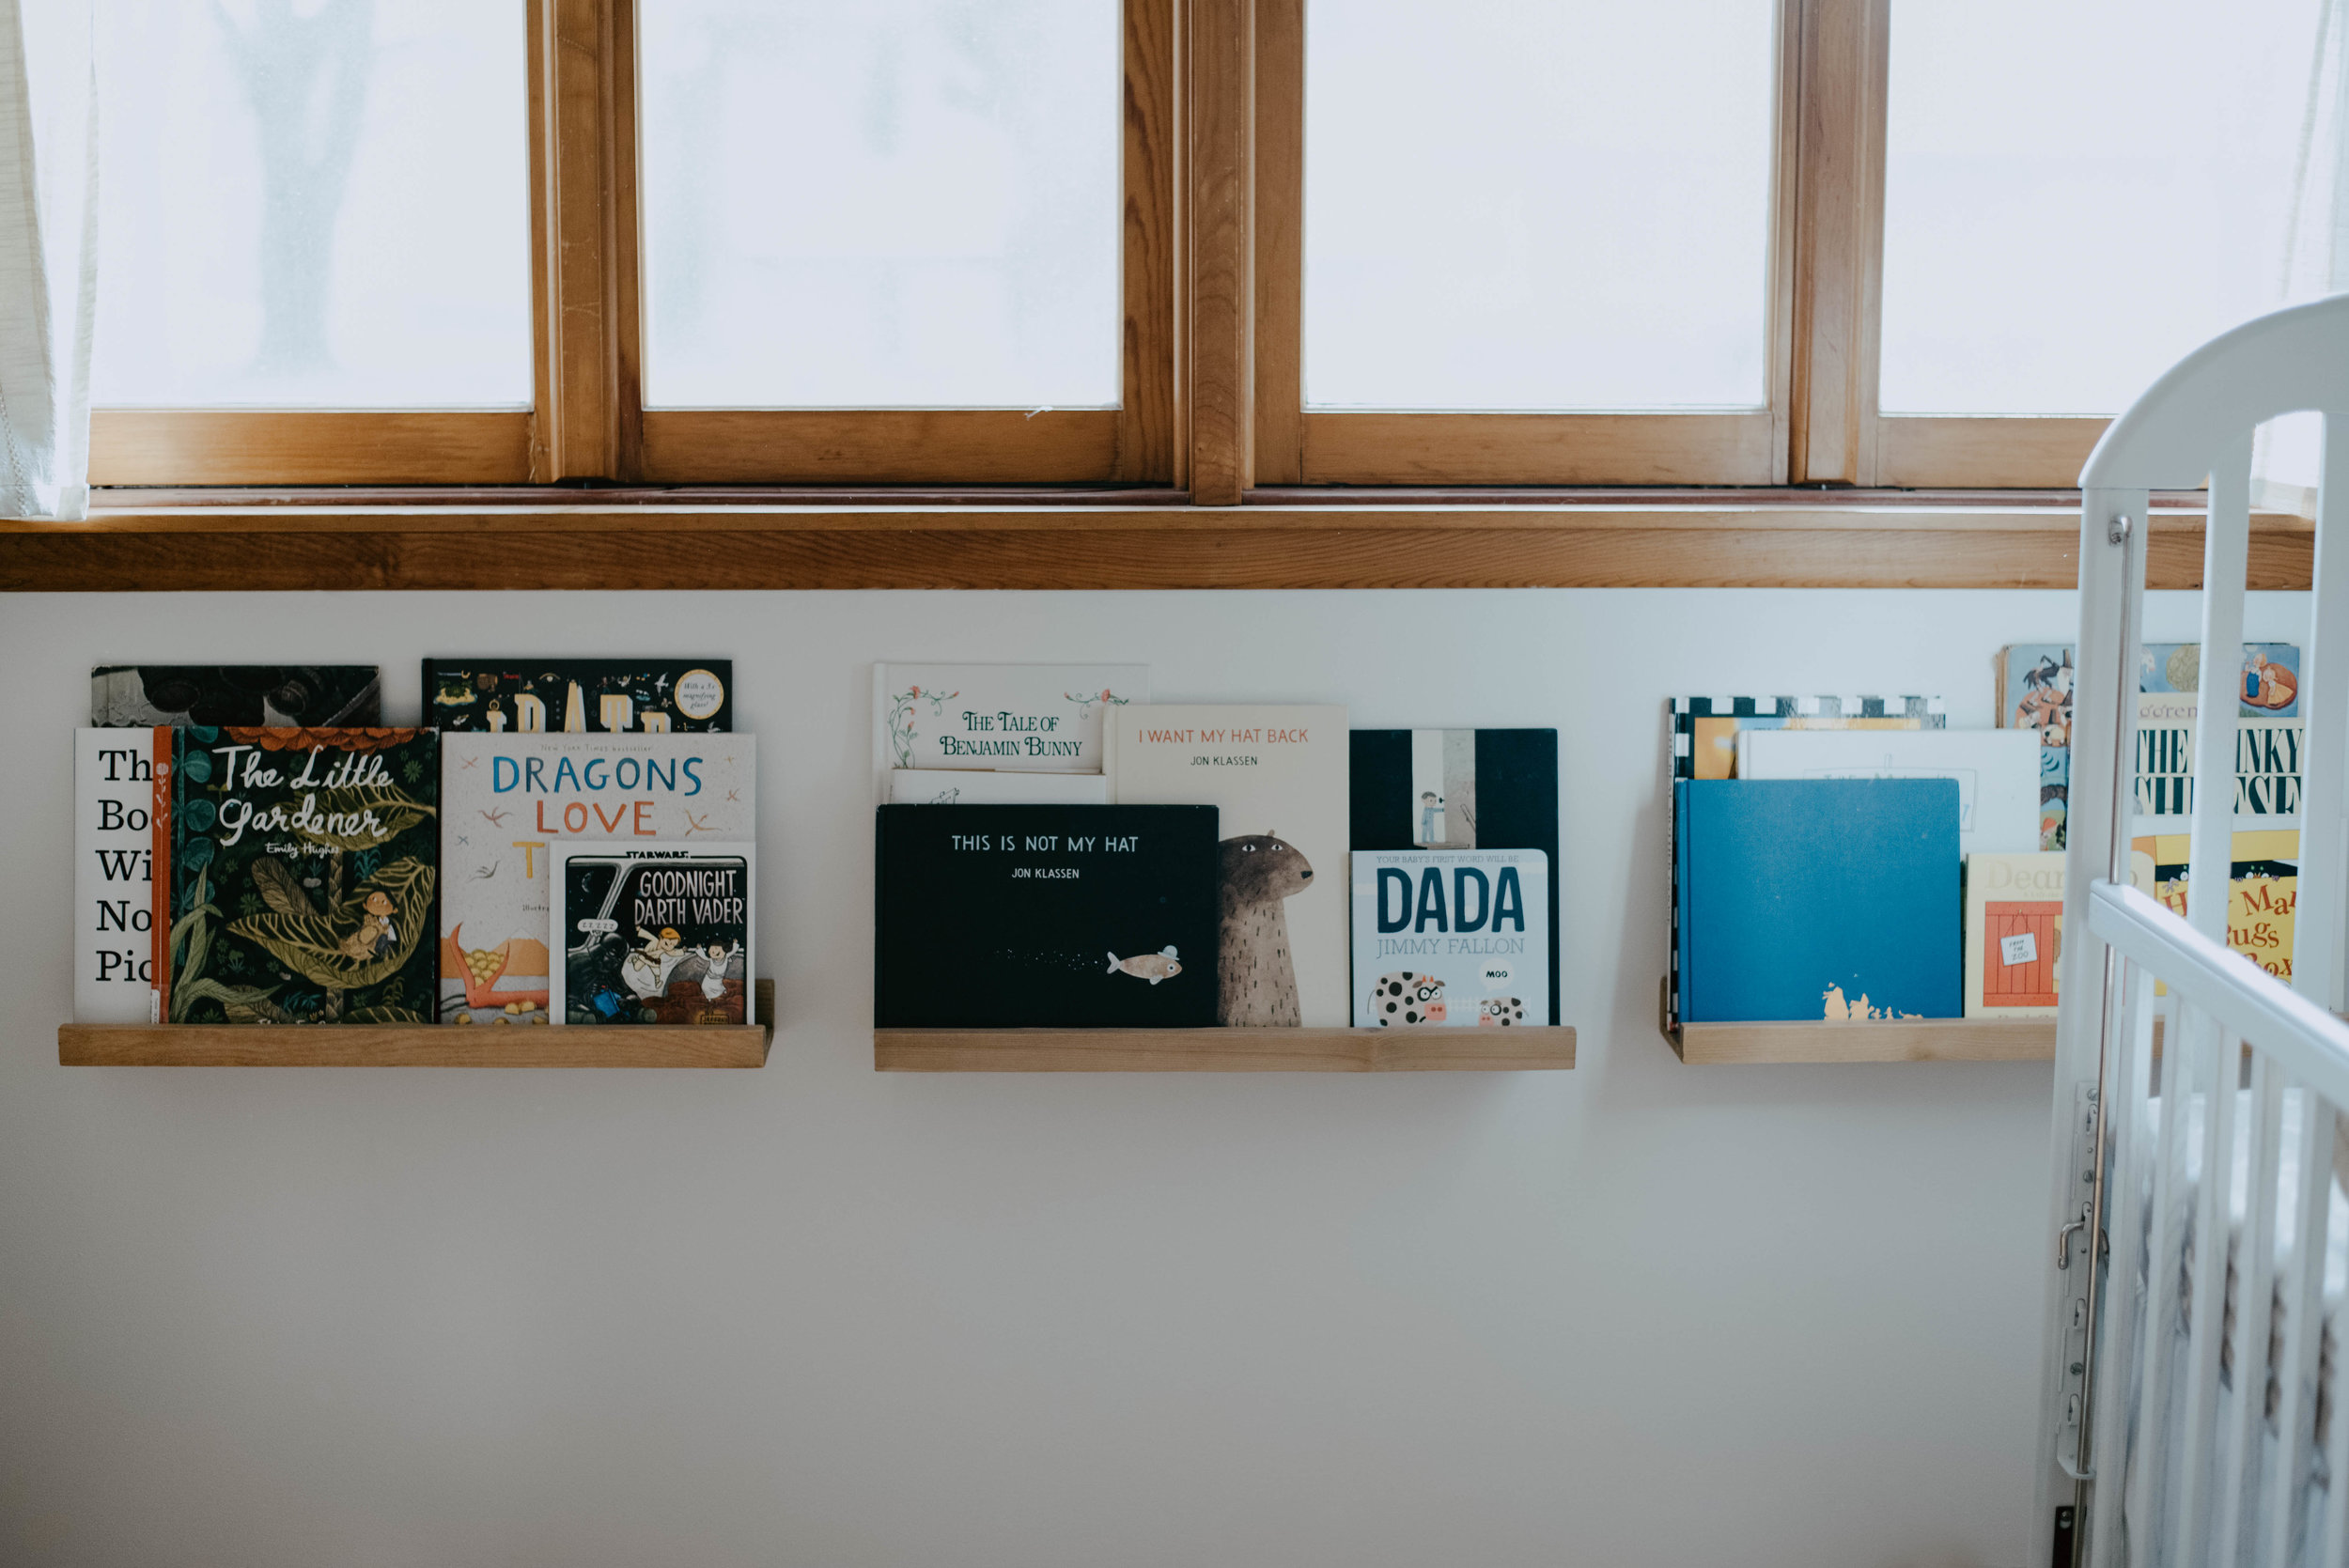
[0,0,95,521]
[2255,0,2349,515]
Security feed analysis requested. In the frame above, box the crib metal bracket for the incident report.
[2107,512,2133,546]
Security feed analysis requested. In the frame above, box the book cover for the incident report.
[872,663,1148,797]
[874,804,1219,1028]
[1736,727,2042,857]
[2132,829,2300,985]
[92,665,381,728]
[887,768,1112,806]
[2131,698,2300,831]
[73,728,165,1023]
[437,733,757,1024]
[1110,705,1349,1027]
[1350,727,1559,1024]
[1350,850,1550,1027]
[1962,849,2156,1017]
[550,844,754,1025]
[1676,777,1961,1023]
[165,728,440,1024]
[426,660,733,733]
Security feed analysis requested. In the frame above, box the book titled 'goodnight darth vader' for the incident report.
[875,805,1220,1028]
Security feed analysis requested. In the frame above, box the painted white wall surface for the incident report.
[0,587,2307,1568]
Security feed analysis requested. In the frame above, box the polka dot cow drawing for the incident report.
[1478,997,1524,1027]
[1370,970,1447,1026]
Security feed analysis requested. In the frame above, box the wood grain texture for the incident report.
[1875,415,2111,489]
[1119,0,1178,483]
[540,0,621,479]
[88,413,533,487]
[59,1024,770,1068]
[3,502,2311,591]
[1786,0,1888,485]
[1299,412,1780,486]
[1668,1017,2052,1064]
[1250,0,1303,484]
[639,411,1124,484]
[874,1026,1575,1072]
[1187,0,1252,504]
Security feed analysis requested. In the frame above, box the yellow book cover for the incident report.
[2131,829,2299,985]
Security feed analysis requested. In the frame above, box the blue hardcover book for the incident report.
[1677,778,1961,1023]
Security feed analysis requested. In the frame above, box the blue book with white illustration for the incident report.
[1675,778,1961,1023]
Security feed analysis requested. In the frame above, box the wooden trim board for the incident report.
[1669,1017,2055,1064]
[874,1026,1576,1072]
[58,1023,770,1068]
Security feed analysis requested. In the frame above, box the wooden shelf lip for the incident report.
[873,1025,1576,1072]
[57,1023,772,1068]
[1665,1017,2055,1064]
[1,490,2307,592]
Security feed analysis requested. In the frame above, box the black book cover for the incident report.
[92,665,381,728]
[875,805,1220,1028]
[1350,729,1561,1024]
[425,659,733,733]
[553,846,753,1026]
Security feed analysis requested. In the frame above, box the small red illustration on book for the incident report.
[1983,903,2061,1007]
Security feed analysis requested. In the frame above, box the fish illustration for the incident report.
[1108,946,1183,985]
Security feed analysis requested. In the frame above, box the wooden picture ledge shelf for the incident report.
[58,985,774,1067]
[873,1026,1576,1072]
[1657,981,2166,1064]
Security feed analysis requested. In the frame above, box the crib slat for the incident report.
[2185,439,2250,952]
[2170,1007,2241,1560]
[2257,1086,2335,1568]
[2290,413,2349,1015]
[2090,963,2162,1568]
[2210,1055,2284,1568]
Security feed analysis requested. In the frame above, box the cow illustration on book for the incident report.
[1219,832,1312,1026]
[1370,970,1446,1026]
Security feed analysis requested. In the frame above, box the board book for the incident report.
[551,844,754,1025]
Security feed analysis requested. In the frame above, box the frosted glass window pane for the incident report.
[1881,0,2332,416]
[1303,0,1776,412]
[93,0,532,409]
[639,1,1121,410]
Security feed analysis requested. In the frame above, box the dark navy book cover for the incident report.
[875,805,1220,1028]
[1676,777,1961,1022]
[425,660,733,733]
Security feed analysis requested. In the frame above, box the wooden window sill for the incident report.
[0,488,2309,592]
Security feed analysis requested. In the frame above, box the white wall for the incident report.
[0,587,2308,1568]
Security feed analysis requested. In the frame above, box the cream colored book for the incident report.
[1963,850,2155,1018]
[1108,704,1348,1027]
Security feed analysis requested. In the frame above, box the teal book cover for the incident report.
[166,727,441,1024]
[1676,778,1960,1023]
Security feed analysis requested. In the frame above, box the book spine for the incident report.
[152,726,174,1022]
[1672,778,1689,1029]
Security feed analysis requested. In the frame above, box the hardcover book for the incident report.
[92,665,381,728]
[1675,777,1961,1023]
[2130,699,2300,831]
[1109,705,1349,1027]
[437,733,757,1024]
[1350,850,1549,1027]
[874,804,1219,1028]
[1736,727,2042,857]
[2133,829,2300,985]
[872,663,1148,796]
[550,844,754,1025]
[163,727,440,1025]
[73,728,166,1023]
[1350,728,1559,1025]
[1962,850,2156,1018]
[426,660,733,733]
[887,768,1112,806]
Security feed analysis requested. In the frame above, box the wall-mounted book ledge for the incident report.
[59,986,774,1068]
[873,1026,1576,1073]
[1656,980,2167,1064]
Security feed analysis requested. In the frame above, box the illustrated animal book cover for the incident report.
[425,660,733,733]
[73,728,167,1023]
[886,769,1112,806]
[1349,851,1550,1028]
[550,844,754,1026]
[1675,778,1961,1024]
[1736,728,2042,857]
[162,728,440,1025]
[1997,642,2298,849]
[1349,728,1559,1025]
[1108,706,1348,1027]
[873,805,1219,1029]
[1961,850,2156,1018]
[438,734,757,1024]
[872,663,1149,799]
[2132,829,2300,986]
[91,665,381,728]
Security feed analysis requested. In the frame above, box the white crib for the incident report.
[2038,294,2349,1566]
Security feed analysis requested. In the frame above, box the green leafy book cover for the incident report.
[164,727,440,1025]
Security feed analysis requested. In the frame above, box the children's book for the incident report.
[426,660,733,733]
[2130,698,2300,832]
[1962,849,2156,1017]
[1736,727,2042,857]
[1676,778,1961,1023]
[437,733,756,1024]
[73,728,166,1022]
[1350,851,1549,1027]
[887,768,1112,806]
[2132,829,2300,986]
[92,665,380,728]
[551,844,754,1025]
[163,728,440,1024]
[1109,705,1349,1027]
[872,663,1147,799]
[1350,728,1559,1025]
[873,805,1219,1028]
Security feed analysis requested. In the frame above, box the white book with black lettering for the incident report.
[74,728,166,1022]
